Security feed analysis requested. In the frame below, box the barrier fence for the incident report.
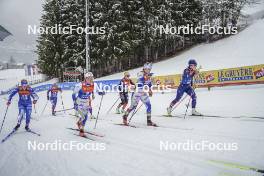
[152,64,264,88]
[1,64,264,95]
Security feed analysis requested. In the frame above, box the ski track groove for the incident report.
[98,116,264,142]
[103,129,247,176]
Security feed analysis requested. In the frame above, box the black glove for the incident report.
[98,91,106,96]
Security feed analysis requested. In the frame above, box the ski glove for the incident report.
[149,91,153,97]
[98,91,105,96]
[33,100,37,104]
[74,102,78,110]
[6,101,11,106]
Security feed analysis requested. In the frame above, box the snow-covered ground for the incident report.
[0,84,263,176]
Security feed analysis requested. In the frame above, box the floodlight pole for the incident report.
[85,0,90,73]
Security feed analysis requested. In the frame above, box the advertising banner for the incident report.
[2,64,263,96]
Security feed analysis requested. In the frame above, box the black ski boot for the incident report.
[122,114,128,125]
[147,120,157,127]
[52,109,56,116]
[147,114,157,127]
[14,124,20,130]
[25,125,30,131]
[52,106,56,116]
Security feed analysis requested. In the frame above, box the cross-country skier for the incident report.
[116,71,135,114]
[47,83,62,116]
[72,72,95,137]
[122,62,157,126]
[166,59,202,116]
[6,79,39,131]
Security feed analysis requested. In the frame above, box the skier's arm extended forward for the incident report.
[6,88,19,105]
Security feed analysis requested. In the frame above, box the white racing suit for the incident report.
[72,82,94,127]
[123,71,155,125]
[129,91,151,115]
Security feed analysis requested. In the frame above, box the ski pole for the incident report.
[60,93,66,114]
[128,103,143,124]
[171,94,188,112]
[106,96,120,114]
[55,108,74,113]
[0,106,9,134]
[183,84,198,119]
[33,104,37,114]
[41,100,49,116]
[181,65,202,118]
[183,96,192,119]
[94,94,104,129]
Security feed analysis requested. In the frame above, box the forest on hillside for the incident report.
[37,0,256,78]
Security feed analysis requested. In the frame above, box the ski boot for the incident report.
[79,128,86,137]
[52,107,56,116]
[14,124,20,130]
[192,108,202,116]
[90,115,96,119]
[25,125,30,131]
[122,114,128,126]
[147,113,157,126]
[166,107,172,117]
[120,108,125,114]
[76,120,82,130]
[147,119,157,127]
[116,107,120,114]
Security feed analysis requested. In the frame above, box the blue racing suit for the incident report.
[8,86,39,125]
[170,68,197,108]
[47,86,62,113]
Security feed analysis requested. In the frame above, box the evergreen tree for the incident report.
[37,0,64,77]
[37,0,255,78]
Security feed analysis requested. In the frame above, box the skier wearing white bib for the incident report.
[72,72,95,137]
[122,62,157,126]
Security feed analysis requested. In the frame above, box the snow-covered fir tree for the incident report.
[37,0,256,78]
[37,0,64,77]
